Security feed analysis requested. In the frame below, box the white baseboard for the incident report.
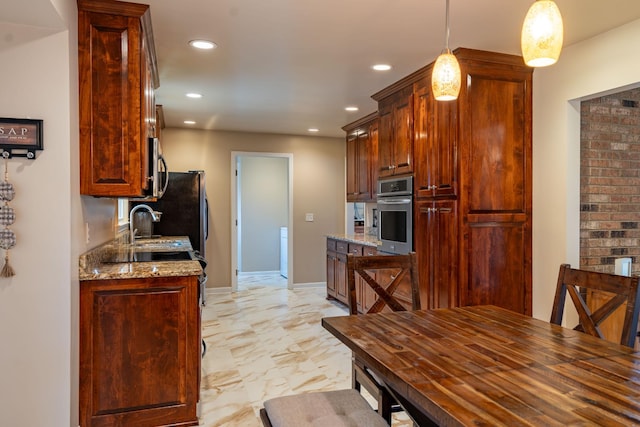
[204,282,325,293]
[238,270,280,275]
[291,282,325,289]
[206,287,233,294]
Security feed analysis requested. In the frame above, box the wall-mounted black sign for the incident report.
[0,118,43,159]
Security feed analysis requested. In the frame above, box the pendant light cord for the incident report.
[444,0,450,51]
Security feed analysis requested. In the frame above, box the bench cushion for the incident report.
[263,389,389,427]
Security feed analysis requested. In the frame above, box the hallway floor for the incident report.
[199,275,411,426]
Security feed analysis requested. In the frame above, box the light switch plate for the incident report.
[305,213,314,222]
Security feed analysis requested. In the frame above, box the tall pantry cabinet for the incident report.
[412,48,533,315]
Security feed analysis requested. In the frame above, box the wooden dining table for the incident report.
[321,305,640,426]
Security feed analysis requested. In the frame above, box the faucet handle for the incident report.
[152,211,162,222]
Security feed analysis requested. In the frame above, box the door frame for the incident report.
[231,151,293,290]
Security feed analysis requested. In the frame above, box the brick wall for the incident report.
[580,88,640,274]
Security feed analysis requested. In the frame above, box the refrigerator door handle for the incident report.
[204,198,209,241]
[159,155,169,198]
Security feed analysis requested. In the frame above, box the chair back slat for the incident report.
[346,252,420,315]
[551,263,640,348]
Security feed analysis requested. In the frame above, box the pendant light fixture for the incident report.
[521,0,564,67]
[432,0,461,101]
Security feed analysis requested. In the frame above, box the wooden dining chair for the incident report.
[346,252,421,424]
[551,263,640,348]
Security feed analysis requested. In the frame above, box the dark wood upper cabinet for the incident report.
[78,0,159,197]
[413,76,458,199]
[343,113,378,202]
[373,86,414,178]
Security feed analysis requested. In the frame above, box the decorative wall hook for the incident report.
[0,118,43,160]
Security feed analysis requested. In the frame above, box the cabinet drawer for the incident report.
[336,241,349,254]
[363,246,376,256]
[327,239,337,252]
[348,243,363,256]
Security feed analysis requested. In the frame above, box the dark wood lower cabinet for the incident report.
[325,239,408,313]
[80,275,200,427]
[414,199,458,310]
[326,238,379,312]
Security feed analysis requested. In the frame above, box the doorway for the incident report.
[231,152,293,291]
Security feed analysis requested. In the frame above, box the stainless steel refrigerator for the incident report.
[134,171,208,258]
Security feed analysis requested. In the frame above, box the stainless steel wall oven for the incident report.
[377,176,413,254]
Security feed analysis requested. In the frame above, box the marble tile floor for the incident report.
[199,277,412,426]
[237,271,287,290]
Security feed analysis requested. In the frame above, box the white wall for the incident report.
[532,18,640,321]
[161,128,345,287]
[239,155,288,272]
[0,1,117,426]
[0,21,76,427]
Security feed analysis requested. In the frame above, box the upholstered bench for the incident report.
[260,389,389,427]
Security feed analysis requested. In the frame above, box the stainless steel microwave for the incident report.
[147,137,169,198]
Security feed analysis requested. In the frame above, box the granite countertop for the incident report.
[327,233,380,247]
[79,236,203,281]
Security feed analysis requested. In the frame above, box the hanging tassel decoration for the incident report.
[0,157,16,277]
[0,244,15,277]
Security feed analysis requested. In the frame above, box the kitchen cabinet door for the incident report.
[344,113,377,202]
[335,253,348,303]
[79,275,200,427]
[414,199,458,309]
[456,49,532,315]
[326,238,348,305]
[413,79,457,199]
[326,251,337,298]
[377,86,414,178]
[78,0,159,197]
[392,89,414,176]
[346,133,358,201]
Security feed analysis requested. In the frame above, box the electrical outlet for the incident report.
[305,213,314,222]
[85,222,90,245]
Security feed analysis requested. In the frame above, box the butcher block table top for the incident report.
[322,305,640,427]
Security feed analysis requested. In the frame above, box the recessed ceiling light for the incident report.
[372,64,391,71]
[184,120,196,125]
[189,39,217,50]
[186,93,202,99]
[308,128,319,133]
[345,106,359,112]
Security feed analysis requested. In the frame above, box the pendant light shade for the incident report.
[432,50,461,101]
[432,0,460,101]
[521,0,563,67]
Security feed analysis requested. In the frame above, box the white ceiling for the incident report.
[147,0,640,137]
[5,0,640,138]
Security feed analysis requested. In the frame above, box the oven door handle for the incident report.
[377,198,412,205]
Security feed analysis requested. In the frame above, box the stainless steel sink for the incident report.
[132,251,194,262]
[104,250,195,263]
[130,239,187,250]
